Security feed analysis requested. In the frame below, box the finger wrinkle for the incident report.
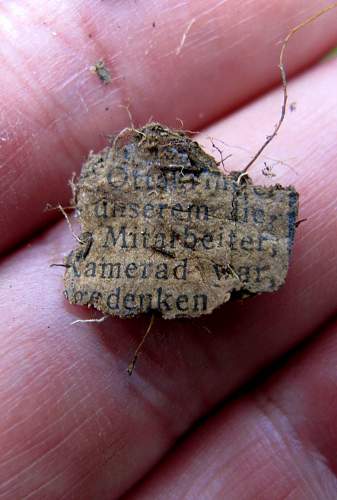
[55,67,89,93]
[0,412,95,495]
[1,385,98,472]
[253,391,337,498]
[0,381,128,497]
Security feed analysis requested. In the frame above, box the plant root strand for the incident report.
[127,314,155,376]
[242,2,337,173]
[71,316,108,326]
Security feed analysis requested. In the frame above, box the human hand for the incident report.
[1,1,337,498]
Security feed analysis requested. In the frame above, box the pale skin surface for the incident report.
[0,0,337,498]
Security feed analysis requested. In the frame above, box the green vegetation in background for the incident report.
[324,46,337,60]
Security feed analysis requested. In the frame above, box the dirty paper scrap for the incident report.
[64,124,298,319]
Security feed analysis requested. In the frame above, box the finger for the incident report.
[1,0,337,253]
[125,317,337,499]
[196,56,337,379]
[0,58,336,498]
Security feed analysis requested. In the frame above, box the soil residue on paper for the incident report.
[64,123,298,319]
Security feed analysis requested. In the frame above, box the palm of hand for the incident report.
[1,1,337,499]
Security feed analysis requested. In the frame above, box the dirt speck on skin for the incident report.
[90,60,111,85]
[289,101,297,112]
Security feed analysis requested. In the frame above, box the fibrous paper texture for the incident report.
[64,124,298,319]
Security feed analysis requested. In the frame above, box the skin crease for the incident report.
[0,0,336,499]
[126,321,337,499]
